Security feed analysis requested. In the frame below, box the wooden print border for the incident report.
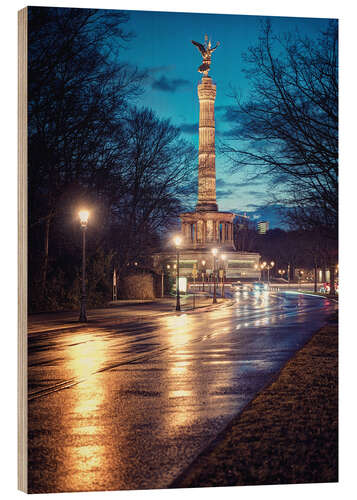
[18,6,28,493]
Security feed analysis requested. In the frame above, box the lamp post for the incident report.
[174,236,182,311]
[261,261,266,281]
[212,248,218,304]
[298,270,304,289]
[201,260,206,291]
[161,267,165,298]
[220,254,226,298]
[265,261,274,283]
[78,210,89,322]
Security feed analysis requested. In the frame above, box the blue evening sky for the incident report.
[119,10,332,227]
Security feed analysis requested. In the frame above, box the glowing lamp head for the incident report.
[79,210,89,227]
[174,235,182,247]
[202,260,206,266]
[221,254,226,260]
[270,261,275,267]
[212,248,218,256]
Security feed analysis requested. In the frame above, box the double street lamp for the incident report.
[278,269,286,279]
[78,210,89,322]
[261,260,275,282]
[174,235,182,311]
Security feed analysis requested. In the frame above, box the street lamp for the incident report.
[260,261,266,281]
[220,254,226,298]
[201,260,206,291]
[78,210,89,322]
[298,270,304,289]
[174,235,182,311]
[212,248,218,304]
[266,261,275,283]
[278,269,286,280]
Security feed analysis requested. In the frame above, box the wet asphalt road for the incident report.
[28,291,336,493]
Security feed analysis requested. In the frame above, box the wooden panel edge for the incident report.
[18,6,28,494]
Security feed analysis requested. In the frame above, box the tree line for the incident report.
[28,7,195,311]
[223,19,338,239]
[226,19,338,292]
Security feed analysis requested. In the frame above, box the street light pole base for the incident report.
[79,300,87,322]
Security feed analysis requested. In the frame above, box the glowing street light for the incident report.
[78,209,89,322]
[173,235,182,311]
[174,235,182,247]
[79,210,89,227]
[298,269,304,289]
[266,261,274,283]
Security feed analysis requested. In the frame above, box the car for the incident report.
[319,283,330,293]
[319,282,339,294]
[252,281,268,291]
[232,282,252,292]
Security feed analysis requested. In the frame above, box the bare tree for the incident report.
[110,107,195,276]
[222,20,338,238]
[28,7,145,298]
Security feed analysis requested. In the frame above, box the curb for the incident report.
[29,297,233,335]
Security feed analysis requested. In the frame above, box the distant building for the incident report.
[235,212,255,231]
[257,221,269,234]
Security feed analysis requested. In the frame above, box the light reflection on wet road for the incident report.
[28,291,336,493]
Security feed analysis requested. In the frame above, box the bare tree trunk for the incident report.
[322,264,327,283]
[41,216,51,298]
[314,262,318,293]
[330,264,336,295]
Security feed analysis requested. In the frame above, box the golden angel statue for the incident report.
[191,34,220,75]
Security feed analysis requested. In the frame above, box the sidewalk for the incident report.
[172,313,338,488]
[28,294,228,334]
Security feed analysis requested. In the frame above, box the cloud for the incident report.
[229,203,289,229]
[215,105,231,114]
[220,126,243,137]
[216,178,228,188]
[216,189,235,198]
[179,123,197,135]
[152,76,190,93]
[216,107,240,123]
[146,65,174,74]
[216,178,264,189]
[245,190,266,198]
